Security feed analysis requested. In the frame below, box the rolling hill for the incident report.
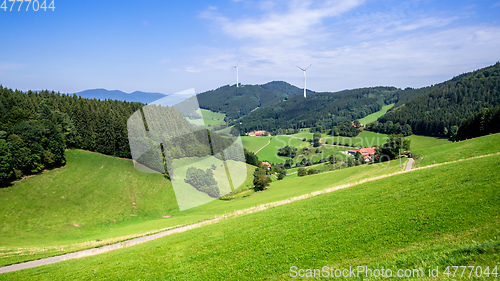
[73,89,168,104]
[2,134,499,280]
[235,86,398,134]
[377,62,500,137]
[195,81,311,120]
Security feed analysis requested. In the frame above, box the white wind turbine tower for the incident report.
[297,64,312,98]
[234,60,240,87]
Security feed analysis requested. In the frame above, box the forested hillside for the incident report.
[0,87,143,185]
[456,106,500,141]
[196,81,307,120]
[378,63,500,138]
[235,87,398,134]
[0,86,246,186]
[259,81,314,96]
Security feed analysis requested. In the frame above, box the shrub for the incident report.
[297,167,307,177]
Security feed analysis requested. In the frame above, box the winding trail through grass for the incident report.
[255,138,272,154]
[1,152,498,274]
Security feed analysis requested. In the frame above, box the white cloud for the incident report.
[202,0,364,43]
[192,0,500,92]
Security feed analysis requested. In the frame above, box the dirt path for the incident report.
[405,158,414,171]
[1,152,498,274]
[255,138,272,154]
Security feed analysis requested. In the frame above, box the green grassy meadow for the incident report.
[0,150,255,266]
[187,109,226,128]
[1,129,499,276]
[0,146,402,266]
[3,151,498,280]
[411,133,500,168]
[244,131,389,165]
[255,135,305,164]
[358,103,395,124]
[240,136,272,152]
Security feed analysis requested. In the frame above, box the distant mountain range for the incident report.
[73,89,168,104]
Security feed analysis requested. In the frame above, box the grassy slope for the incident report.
[358,103,395,124]
[1,133,498,268]
[411,133,500,167]
[4,152,498,280]
[187,109,226,128]
[0,150,175,246]
[255,136,305,164]
[200,109,226,127]
[0,150,255,265]
[0,148,401,266]
[240,136,272,153]
[408,135,450,153]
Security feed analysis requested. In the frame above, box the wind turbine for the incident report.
[297,64,312,98]
[234,60,240,87]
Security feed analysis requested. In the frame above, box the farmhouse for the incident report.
[262,161,271,169]
[247,130,269,136]
[348,147,377,161]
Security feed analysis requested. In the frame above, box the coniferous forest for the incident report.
[234,86,398,134]
[0,86,245,186]
[0,86,144,185]
[377,63,500,138]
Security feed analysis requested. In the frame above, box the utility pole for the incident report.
[399,149,402,171]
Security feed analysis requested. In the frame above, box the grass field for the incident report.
[0,148,402,267]
[408,135,450,153]
[358,103,395,125]
[240,136,272,153]
[2,133,499,272]
[411,133,500,168]
[255,135,306,164]
[3,152,498,280]
[247,131,390,165]
[321,130,389,148]
[187,109,226,128]
[0,150,255,266]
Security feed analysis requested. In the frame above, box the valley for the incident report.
[0,63,499,279]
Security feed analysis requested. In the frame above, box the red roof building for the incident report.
[262,161,271,169]
[357,147,376,156]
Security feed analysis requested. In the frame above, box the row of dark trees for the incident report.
[328,121,361,137]
[456,106,500,141]
[0,86,144,185]
[365,121,413,136]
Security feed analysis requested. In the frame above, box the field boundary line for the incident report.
[1,152,498,274]
[255,138,272,154]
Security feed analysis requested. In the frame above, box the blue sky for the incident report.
[1,0,500,94]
